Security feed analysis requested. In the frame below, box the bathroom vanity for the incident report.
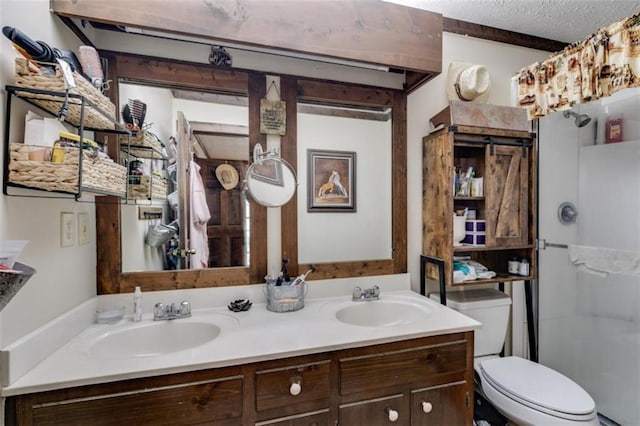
[1,280,479,425]
[7,332,473,425]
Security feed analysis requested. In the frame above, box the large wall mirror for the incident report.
[96,52,267,293]
[281,79,407,280]
[96,55,407,293]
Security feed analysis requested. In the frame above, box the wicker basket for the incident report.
[8,143,126,196]
[119,130,164,157]
[13,58,116,130]
[128,175,167,200]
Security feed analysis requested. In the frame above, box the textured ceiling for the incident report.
[389,0,640,44]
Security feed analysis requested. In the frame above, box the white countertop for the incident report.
[1,275,480,396]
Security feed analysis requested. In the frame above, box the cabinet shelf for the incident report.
[458,273,534,286]
[453,196,484,201]
[454,244,534,253]
[3,86,129,200]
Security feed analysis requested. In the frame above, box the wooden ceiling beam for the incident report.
[443,17,567,52]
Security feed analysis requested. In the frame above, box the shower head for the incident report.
[562,110,592,127]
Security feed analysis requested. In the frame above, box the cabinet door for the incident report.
[339,394,407,426]
[485,144,529,247]
[411,382,471,425]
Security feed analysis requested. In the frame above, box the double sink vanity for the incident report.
[2,275,480,425]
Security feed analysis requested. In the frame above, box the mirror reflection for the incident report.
[296,102,392,264]
[246,145,297,207]
[119,83,250,273]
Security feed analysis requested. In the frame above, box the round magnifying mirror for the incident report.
[246,155,297,207]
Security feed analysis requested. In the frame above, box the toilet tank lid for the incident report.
[430,288,511,310]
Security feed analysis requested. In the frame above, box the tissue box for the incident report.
[465,220,486,232]
[463,232,485,245]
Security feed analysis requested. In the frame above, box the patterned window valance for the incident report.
[516,13,640,119]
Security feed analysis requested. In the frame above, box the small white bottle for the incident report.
[133,286,143,322]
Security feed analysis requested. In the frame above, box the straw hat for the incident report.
[215,164,239,190]
[446,61,491,103]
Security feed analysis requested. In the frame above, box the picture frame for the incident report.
[307,149,356,212]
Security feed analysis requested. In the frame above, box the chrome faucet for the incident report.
[352,285,380,302]
[153,301,191,320]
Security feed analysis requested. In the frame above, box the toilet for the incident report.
[431,288,599,426]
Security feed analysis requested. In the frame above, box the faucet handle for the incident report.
[179,301,191,316]
[153,303,165,319]
[352,286,363,300]
[371,285,380,297]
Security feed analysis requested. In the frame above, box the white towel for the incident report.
[568,244,640,277]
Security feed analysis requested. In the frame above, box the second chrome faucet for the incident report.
[153,301,191,320]
[352,285,380,302]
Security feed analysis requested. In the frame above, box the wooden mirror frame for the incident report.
[96,53,407,294]
[280,78,407,280]
[96,52,267,294]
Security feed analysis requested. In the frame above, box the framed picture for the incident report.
[307,149,356,212]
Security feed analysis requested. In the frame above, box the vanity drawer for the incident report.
[339,337,468,398]
[255,359,331,420]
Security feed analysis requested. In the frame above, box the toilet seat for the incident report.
[479,357,597,422]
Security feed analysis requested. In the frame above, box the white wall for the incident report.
[0,0,98,350]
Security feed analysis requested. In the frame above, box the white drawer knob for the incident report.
[387,408,399,422]
[289,381,302,396]
[421,401,433,413]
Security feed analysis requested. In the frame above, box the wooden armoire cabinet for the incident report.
[422,125,537,287]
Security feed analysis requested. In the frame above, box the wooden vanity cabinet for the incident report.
[338,332,473,425]
[6,332,474,426]
[423,125,537,287]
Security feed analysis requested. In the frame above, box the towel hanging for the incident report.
[568,244,640,277]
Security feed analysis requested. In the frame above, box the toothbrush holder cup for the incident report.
[265,281,307,313]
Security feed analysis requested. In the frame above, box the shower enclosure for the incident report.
[538,88,640,424]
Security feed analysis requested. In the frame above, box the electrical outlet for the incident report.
[60,212,75,247]
[77,212,89,245]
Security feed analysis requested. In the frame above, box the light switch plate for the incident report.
[60,212,75,247]
[77,212,89,245]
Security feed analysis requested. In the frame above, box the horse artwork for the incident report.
[307,150,356,212]
[317,171,348,198]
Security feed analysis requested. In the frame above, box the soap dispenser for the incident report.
[133,286,143,322]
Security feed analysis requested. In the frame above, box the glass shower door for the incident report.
[538,91,640,424]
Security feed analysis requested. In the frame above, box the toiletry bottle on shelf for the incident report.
[133,286,143,322]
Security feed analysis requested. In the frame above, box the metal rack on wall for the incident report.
[3,85,130,201]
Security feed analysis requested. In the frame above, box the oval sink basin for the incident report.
[335,301,432,327]
[88,321,220,358]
